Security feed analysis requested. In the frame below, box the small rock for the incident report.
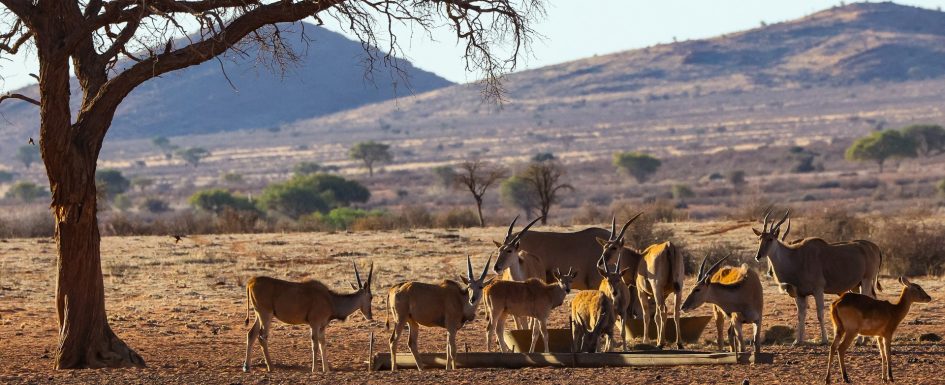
[918,333,942,342]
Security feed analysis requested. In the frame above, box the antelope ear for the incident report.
[553,270,561,279]
[484,276,496,286]
[570,270,579,278]
[492,240,502,248]
[596,237,608,247]
[618,267,632,276]
[597,265,608,277]
[349,282,358,290]
[460,276,470,285]
[514,241,521,248]
[751,227,762,236]
[899,276,910,286]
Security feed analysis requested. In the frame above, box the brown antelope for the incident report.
[682,254,764,353]
[825,277,932,384]
[493,216,617,290]
[570,287,615,353]
[386,255,492,371]
[595,216,646,337]
[499,250,546,330]
[595,252,634,351]
[242,262,373,373]
[484,268,577,353]
[754,210,883,345]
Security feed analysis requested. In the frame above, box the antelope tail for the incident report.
[669,243,684,293]
[385,292,392,331]
[244,284,252,326]
[875,248,884,293]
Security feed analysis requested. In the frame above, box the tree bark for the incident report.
[475,197,485,227]
[35,31,144,369]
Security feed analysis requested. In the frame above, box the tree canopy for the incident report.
[901,124,945,157]
[349,141,393,177]
[845,130,916,172]
[613,152,662,183]
[95,169,130,199]
[189,189,257,213]
[259,173,369,218]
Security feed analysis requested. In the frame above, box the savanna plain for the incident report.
[2,221,944,384]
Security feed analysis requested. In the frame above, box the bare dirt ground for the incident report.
[1,222,944,384]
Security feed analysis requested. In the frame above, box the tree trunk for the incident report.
[36,45,144,369]
[49,130,145,369]
[475,197,485,227]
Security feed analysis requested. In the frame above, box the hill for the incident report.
[0,23,452,143]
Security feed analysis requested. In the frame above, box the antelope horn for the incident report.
[697,254,710,281]
[353,261,363,288]
[466,255,474,280]
[479,253,492,281]
[615,251,623,274]
[701,253,733,283]
[615,212,643,241]
[610,216,617,240]
[762,208,772,233]
[511,216,542,244]
[567,266,573,276]
[506,215,519,242]
[773,210,790,232]
[781,219,792,241]
[367,261,374,287]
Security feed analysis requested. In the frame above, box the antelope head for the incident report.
[752,209,790,261]
[596,251,633,300]
[899,276,932,303]
[492,216,542,274]
[552,267,578,294]
[348,261,375,320]
[681,253,731,312]
[595,213,642,269]
[460,254,494,306]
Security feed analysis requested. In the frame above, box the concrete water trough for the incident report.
[501,316,714,353]
[370,350,773,370]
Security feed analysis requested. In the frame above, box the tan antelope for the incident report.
[595,216,646,336]
[499,250,546,330]
[754,210,883,345]
[825,277,931,384]
[484,268,577,353]
[595,252,634,351]
[493,216,616,290]
[682,254,764,353]
[386,255,492,371]
[598,215,684,349]
[242,262,373,373]
[570,287,615,353]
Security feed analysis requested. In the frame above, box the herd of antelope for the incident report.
[241,211,932,383]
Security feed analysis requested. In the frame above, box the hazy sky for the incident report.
[2,1,945,92]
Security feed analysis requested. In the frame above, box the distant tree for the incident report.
[177,147,211,168]
[221,173,244,184]
[15,145,39,170]
[500,176,538,219]
[671,184,695,200]
[613,152,662,183]
[95,169,130,200]
[151,136,178,160]
[112,194,132,212]
[5,181,48,203]
[140,198,170,214]
[900,124,945,157]
[130,177,154,192]
[454,159,508,227]
[432,166,458,190]
[519,160,573,224]
[938,179,945,198]
[349,141,393,177]
[787,146,818,173]
[293,162,323,176]
[259,174,369,218]
[189,189,257,213]
[726,170,747,193]
[845,130,916,172]
[531,152,556,162]
[0,170,15,184]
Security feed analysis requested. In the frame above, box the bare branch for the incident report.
[0,92,40,106]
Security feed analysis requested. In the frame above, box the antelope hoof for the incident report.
[676,342,684,350]
[242,363,250,373]
[792,339,805,347]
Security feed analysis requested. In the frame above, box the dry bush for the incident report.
[795,206,870,242]
[609,200,675,250]
[0,208,54,238]
[350,215,399,231]
[400,205,433,228]
[571,202,608,225]
[694,241,756,275]
[728,194,786,222]
[871,219,945,276]
[215,208,261,234]
[434,209,480,228]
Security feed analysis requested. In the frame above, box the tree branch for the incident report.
[0,92,41,106]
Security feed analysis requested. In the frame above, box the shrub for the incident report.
[0,208,54,238]
[608,200,674,249]
[400,205,433,228]
[293,162,323,176]
[434,209,480,228]
[259,173,369,218]
[95,169,130,199]
[571,203,608,225]
[189,189,257,213]
[613,152,661,183]
[671,184,695,200]
[0,170,15,184]
[140,198,171,213]
[696,241,753,274]
[871,220,945,276]
[4,181,48,203]
[431,166,457,190]
[938,179,945,198]
[795,206,869,242]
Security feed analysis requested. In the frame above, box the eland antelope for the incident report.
[484,268,577,352]
[493,216,615,290]
[825,277,931,384]
[242,262,374,373]
[754,210,882,345]
[682,254,764,353]
[386,255,493,371]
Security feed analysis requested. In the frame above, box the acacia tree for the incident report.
[0,0,540,369]
[519,159,572,224]
[455,159,507,227]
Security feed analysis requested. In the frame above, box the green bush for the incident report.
[0,170,15,184]
[189,189,257,213]
[613,152,661,183]
[845,130,916,172]
[671,184,695,200]
[140,198,170,213]
[95,169,130,199]
[4,181,48,203]
[258,173,369,218]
